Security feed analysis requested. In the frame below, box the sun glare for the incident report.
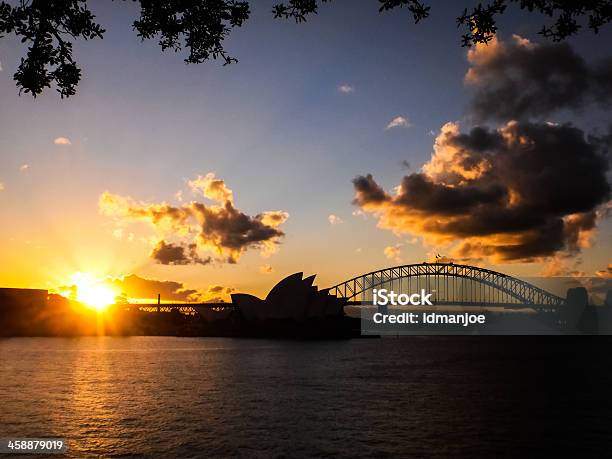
[70,272,117,311]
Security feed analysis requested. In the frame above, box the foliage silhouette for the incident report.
[0,0,610,98]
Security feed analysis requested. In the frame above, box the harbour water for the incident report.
[1,337,611,457]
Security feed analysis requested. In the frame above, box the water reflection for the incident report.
[1,337,611,457]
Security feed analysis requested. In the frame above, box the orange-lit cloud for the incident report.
[188,172,234,203]
[353,121,610,263]
[328,214,343,225]
[384,244,402,262]
[100,174,289,264]
[260,264,273,274]
[53,137,71,145]
[540,255,586,277]
[596,264,612,278]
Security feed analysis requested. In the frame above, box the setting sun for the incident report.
[70,272,117,311]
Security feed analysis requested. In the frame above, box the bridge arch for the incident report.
[328,263,564,307]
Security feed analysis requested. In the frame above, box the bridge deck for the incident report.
[123,303,234,310]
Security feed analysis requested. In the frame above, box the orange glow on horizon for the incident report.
[70,272,118,311]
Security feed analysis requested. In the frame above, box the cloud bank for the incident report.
[107,274,200,301]
[353,121,610,262]
[105,274,233,303]
[353,35,611,265]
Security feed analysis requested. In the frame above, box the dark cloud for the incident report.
[190,201,287,263]
[208,285,226,294]
[105,274,235,303]
[150,240,212,265]
[466,35,612,121]
[99,174,289,265]
[395,173,507,215]
[352,174,388,205]
[203,285,235,303]
[106,274,200,302]
[353,121,610,262]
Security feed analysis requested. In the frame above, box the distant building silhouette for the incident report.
[0,288,48,308]
[0,288,48,336]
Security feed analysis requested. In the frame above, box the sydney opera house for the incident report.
[231,273,346,322]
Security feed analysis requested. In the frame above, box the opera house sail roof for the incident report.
[231,273,346,321]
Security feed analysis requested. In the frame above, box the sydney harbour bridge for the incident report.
[327,262,565,309]
[140,262,567,313]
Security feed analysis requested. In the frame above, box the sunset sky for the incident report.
[0,0,610,301]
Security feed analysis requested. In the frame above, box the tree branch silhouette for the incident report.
[0,0,610,98]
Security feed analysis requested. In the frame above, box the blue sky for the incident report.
[0,0,610,295]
